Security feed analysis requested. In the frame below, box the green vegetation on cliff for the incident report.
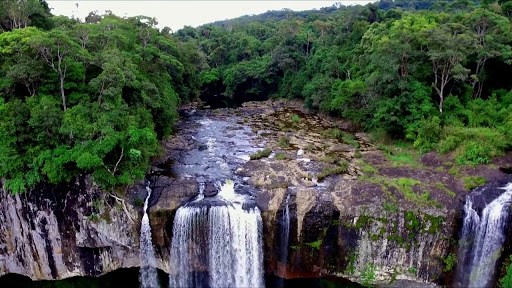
[501,256,512,288]
[0,1,201,193]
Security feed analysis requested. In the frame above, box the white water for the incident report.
[280,194,291,264]
[169,181,264,288]
[457,183,512,288]
[139,184,160,288]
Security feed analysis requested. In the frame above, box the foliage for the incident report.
[361,263,376,288]
[412,116,442,152]
[290,113,301,124]
[275,152,288,160]
[322,128,359,147]
[360,161,378,175]
[278,136,291,149]
[2,0,512,193]
[380,143,419,167]
[0,11,200,193]
[385,177,436,206]
[463,176,487,190]
[500,256,512,288]
[437,126,508,165]
[305,239,322,250]
[249,148,272,160]
[177,2,512,164]
[317,160,349,181]
[408,267,417,275]
[443,253,457,272]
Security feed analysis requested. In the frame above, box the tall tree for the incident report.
[0,27,43,97]
[31,29,86,111]
[0,0,52,31]
[464,8,512,98]
[426,22,475,113]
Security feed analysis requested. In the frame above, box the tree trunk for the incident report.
[439,94,443,114]
[57,48,67,111]
[60,75,66,111]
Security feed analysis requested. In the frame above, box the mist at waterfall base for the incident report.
[455,182,512,288]
[139,184,160,288]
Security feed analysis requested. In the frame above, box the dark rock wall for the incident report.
[0,177,142,280]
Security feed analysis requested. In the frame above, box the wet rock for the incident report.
[501,166,512,174]
[198,143,208,151]
[150,178,198,213]
[204,182,218,197]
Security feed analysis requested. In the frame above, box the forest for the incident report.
[0,0,201,192]
[1,0,511,193]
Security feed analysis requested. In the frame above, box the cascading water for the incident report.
[169,180,264,288]
[455,182,512,288]
[274,194,291,288]
[280,194,291,264]
[139,184,160,288]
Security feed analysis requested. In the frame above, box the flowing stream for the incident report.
[139,184,159,288]
[455,182,512,287]
[169,180,264,288]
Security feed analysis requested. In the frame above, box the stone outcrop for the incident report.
[242,161,454,285]
[0,177,142,280]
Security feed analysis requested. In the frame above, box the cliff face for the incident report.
[0,177,141,280]
[243,162,455,285]
[0,173,478,285]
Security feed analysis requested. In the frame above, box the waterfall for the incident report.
[274,194,291,288]
[139,184,160,288]
[169,180,264,288]
[455,182,512,288]
[280,194,291,264]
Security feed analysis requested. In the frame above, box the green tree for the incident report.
[464,9,512,98]
[0,27,44,97]
[426,22,475,113]
[31,28,88,111]
[0,0,52,31]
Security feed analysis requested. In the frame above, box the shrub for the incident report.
[278,137,290,148]
[437,135,460,153]
[291,114,301,123]
[323,128,359,147]
[317,160,349,181]
[438,126,507,165]
[275,153,288,160]
[342,133,359,148]
[361,263,376,288]
[456,141,490,165]
[322,128,343,139]
[381,143,418,167]
[360,162,378,175]
[463,176,486,190]
[443,253,457,272]
[305,239,322,250]
[250,148,272,160]
[412,116,442,152]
